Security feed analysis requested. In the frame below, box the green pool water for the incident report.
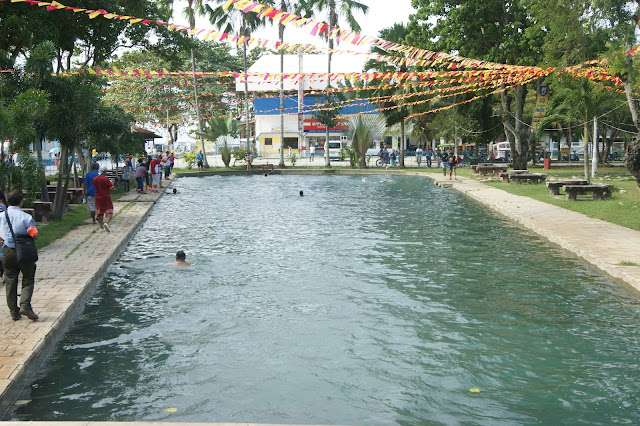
[9,175,640,424]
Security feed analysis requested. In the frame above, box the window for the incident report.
[265,138,272,146]
[283,137,298,149]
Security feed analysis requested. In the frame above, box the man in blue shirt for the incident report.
[82,163,100,224]
[196,149,204,171]
[1,190,38,321]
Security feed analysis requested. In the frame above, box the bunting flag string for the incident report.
[1,0,556,74]
[224,0,549,73]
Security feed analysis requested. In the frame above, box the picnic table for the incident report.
[499,171,547,184]
[471,163,495,173]
[32,201,52,222]
[475,164,509,176]
[563,183,613,201]
[546,179,589,195]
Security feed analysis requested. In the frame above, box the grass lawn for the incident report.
[463,165,640,231]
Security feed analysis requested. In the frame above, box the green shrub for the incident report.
[182,151,197,169]
[232,147,248,166]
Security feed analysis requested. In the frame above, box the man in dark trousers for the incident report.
[0,190,38,320]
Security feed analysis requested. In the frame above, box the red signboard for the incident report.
[304,119,348,132]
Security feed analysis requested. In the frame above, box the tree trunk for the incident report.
[36,131,49,202]
[583,119,590,183]
[400,120,405,168]
[500,88,528,170]
[243,18,252,153]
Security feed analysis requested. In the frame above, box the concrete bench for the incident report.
[32,201,53,222]
[471,163,495,174]
[509,173,547,184]
[546,180,589,195]
[476,165,508,176]
[499,171,546,184]
[563,184,614,201]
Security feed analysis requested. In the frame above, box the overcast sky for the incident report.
[173,0,417,53]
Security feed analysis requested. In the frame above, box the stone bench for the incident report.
[476,165,509,176]
[499,171,546,184]
[563,184,614,201]
[546,180,589,195]
[32,201,53,222]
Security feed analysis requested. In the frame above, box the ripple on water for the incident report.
[11,175,640,425]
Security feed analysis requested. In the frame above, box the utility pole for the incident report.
[592,115,598,178]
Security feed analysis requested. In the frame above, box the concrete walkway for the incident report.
[0,178,175,417]
[1,169,639,420]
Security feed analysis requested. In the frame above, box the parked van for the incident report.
[492,141,511,160]
[328,141,346,159]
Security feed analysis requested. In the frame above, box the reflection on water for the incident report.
[11,175,640,424]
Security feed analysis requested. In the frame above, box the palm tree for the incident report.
[348,113,386,168]
[195,117,239,167]
[202,2,268,153]
[301,0,368,167]
[156,0,209,167]
[364,23,409,167]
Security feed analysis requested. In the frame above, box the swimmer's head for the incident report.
[299,190,304,196]
[176,250,186,260]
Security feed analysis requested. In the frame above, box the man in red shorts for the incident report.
[93,166,115,232]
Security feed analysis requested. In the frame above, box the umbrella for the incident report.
[49,147,60,154]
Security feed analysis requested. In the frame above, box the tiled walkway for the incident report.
[0,178,174,415]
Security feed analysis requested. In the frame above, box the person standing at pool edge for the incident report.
[82,162,100,224]
[1,190,39,321]
[196,149,204,171]
[94,167,115,232]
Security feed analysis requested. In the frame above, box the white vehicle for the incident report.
[492,141,511,160]
[328,141,346,159]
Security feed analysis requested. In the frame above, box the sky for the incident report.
[172,0,417,53]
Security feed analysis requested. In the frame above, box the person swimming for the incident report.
[175,250,191,266]
[299,190,304,196]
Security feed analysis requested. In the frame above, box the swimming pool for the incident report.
[10,174,640,424]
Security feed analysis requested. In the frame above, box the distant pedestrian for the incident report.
[169,152,175,172]
[135,158,146,194]
[435,147,442,167]
[246,151,253,171]
[310,144,316,161]
[150,155,161,193]
[196,149,204,171]
[441,151,449,176]
[448,153,458,179]
[1,190,39,321]
[426,146,433,167]
[163,156,171,180]
[416,146,423,167]
[93,166,114,232]
[82,162,100,224]
[122,155,133,194]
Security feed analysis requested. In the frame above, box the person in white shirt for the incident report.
[0,190,38,321]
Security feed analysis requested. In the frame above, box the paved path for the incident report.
[0,178,175,417]
[1,169,639,420]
